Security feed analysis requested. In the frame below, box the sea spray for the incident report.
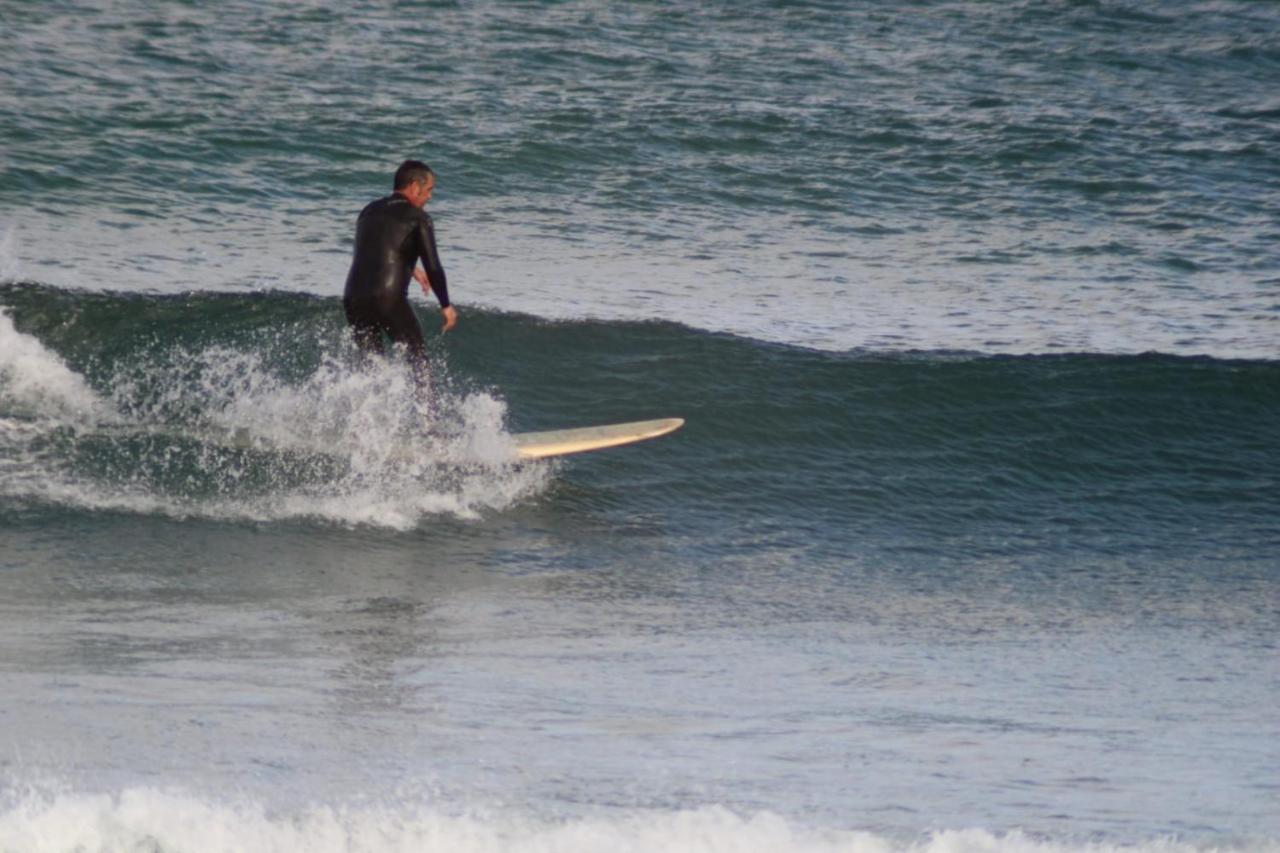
[0,306,108,422]
[0,312,549,526]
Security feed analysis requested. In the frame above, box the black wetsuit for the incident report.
[342,193,450,371]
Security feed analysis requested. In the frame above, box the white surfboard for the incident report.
[511,417,684,460]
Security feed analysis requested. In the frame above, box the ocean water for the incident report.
[1,1,1278,851]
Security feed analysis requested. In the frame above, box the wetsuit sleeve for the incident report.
[417,213,450,308]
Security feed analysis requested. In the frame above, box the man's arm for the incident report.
[414,212,457,332]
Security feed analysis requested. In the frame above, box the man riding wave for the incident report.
[343,159,457,389]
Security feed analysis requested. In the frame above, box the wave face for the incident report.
[5,283,1276,552]
[1,1,1278,356]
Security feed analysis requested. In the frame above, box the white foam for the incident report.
[0,331,549,527]
[0,786,1272,853]
[0,306,109,421]
[163,340,545,525]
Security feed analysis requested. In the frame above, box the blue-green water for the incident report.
[1,2,1278,851]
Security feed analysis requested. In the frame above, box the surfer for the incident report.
[342,159,458,389]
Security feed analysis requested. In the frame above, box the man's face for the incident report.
[406,175,435,208]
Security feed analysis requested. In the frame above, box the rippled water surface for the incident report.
[1,2,1278,851]
[2,0,1278,353]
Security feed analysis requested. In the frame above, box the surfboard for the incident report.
[511,417,684,460]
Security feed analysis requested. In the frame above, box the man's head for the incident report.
[394,159,435,208]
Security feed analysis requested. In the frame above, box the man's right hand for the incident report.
[440,305,458,333]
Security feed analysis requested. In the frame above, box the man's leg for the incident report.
[344,299,385,355]
[384,298,431,403]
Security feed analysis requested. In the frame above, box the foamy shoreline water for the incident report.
[3,787,1276,853]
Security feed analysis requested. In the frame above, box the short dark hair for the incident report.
[394,159,434,190]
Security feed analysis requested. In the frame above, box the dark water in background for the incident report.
[2,0,1278,353]
[1,1,1279,850]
